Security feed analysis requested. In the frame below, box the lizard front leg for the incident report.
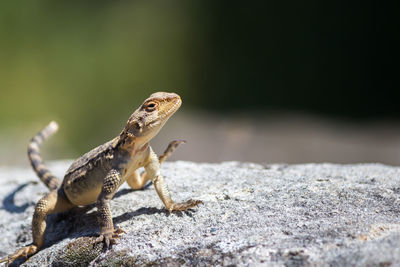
[145,148,202,212]
[95,169,125,248]
[126,140,185,190]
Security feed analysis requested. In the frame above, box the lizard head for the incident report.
[122,92,182,144]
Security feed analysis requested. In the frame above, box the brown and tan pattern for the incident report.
[0,92,202,266]
[27,121,61,191]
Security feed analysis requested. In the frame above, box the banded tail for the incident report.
[28,121,61,191]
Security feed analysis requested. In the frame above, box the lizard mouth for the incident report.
[161,96,181,118]
[170,97,182,112]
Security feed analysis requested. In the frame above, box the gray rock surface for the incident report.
[0,161,399,266]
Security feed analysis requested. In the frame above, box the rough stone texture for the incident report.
[0,160,399,266]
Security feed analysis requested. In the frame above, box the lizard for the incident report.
[0,92,202,266]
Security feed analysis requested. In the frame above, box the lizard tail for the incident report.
[27,121,61,191]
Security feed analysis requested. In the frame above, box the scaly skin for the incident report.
[0,92,202,266]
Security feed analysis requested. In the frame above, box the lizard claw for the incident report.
[0,244,38,266]
[112,227,126,237]
[95,233,115,249]
[169,139,186,147]
[168,199,203,213]
[95,227,125,249]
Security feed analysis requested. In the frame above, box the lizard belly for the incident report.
[121,148,149,180]
[63,171,104,206]
[67,186,102,206]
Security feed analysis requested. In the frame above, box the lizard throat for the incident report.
[119,135,149,156]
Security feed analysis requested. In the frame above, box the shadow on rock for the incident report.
[113,207,166,224]
[113,206,198,225]
[8,258,26,267]
[113,182,152,199]
[2,182,37,213]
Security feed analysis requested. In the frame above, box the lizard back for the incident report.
[63,137,123,206]
[65,137,120,178]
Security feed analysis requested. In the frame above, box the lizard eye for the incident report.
[145,102,157,111]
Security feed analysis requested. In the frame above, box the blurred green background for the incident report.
[0,1,398,165]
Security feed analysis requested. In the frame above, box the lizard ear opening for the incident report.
[127,121,143,136]
[133,122,141,130]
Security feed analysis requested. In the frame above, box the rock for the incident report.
[0,161,399,266]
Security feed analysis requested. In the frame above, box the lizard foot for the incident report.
[168,199,203,213]
[95,227,126,249]
[0,244,38,267]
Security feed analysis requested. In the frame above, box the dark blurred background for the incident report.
[0,1,399,166]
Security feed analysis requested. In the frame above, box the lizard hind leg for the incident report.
[158,139,186,164]
[0,189,74,266]
[0,245,39,267]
